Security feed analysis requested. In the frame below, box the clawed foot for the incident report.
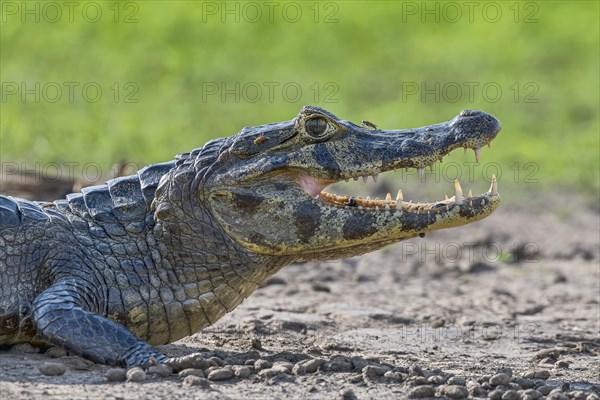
[161,353,207,372]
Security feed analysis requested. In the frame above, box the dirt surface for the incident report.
[0,187,598,399]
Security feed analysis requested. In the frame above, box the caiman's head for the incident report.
[204,106,501,261]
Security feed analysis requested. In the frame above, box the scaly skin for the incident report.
[0,106,501,368]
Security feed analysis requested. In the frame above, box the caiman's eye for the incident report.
[305,116,328,137]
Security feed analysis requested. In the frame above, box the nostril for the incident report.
[459,110,481,117]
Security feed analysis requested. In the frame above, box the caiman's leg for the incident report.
[32,278,166,367]
[32,278,202,369]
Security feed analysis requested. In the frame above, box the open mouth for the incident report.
[297,150,499,215]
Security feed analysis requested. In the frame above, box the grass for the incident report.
[1,1,598,195]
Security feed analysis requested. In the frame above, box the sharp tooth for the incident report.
[468,189,473,198]
[463,147,467,155]
[418,168,425,180]
[396,190,403,201]
[366,196,371,201]
[375,197,380,201]
[482,199,486,205]
[362,176,368,183]
[454,180,463,205]
[445,194,449,201]
[469,200,473,207]
[386,193,392,201]
[345,178,349,183]
[395,201,402,209]
[353,177,358,181]
[474,147,481,163]
[375,206,380,212]
[490,174,498,196]
[372,174,378,183]
[385,204,390,210]
[487,143,491,149]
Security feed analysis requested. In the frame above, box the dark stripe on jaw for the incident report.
[312,144,340,179]
[293,200,323,243]
[342,213,378,240]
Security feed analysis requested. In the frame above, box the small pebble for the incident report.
[178,368,205,378]
[547,393,569,400]
[362,365,389,378]
[182,375,211,387]
[586,394,600,400]
[490,373,511,386]
[533,349,560,361]
[350,356,369,371]
[384,371,404,382]
[207,368,234,381]
[428,374,445,384]
[191,358,210,370]
[448,376,466,386]
[555,360,570,369]
[292,361,307,375]
[521,388,543,400]
[443,385,469,399]
[511,377,534,389]
[273,361,293,373]
[570,392,588,400]
[126,367,146,382]
[537,385,554,395]
[303,358,325,373]
[411,376,429,386]
[11,343,37,354]
[502,390,519,400]
[522,370,550,380]
[498,367,513,377]
[207,356,224,367]
[251,338,262,350]
[39,362,66,376]
[339,388,358,400]
[106,368,126,382]
[148,364,172,377]
[254,359,272,371]
[324,359,353,372]
[259,365,290,378]
[311,282,331,292]
[234,366,251,379]
[409,364,424,376]
[45,347,67,358]
[467,380,485,397]
[489,389,505,400]
[408,385,435,398]
[509,383,523,391]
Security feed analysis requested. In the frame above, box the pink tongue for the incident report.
[297,174,328,197]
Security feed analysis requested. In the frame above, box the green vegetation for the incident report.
[1,1,598,194]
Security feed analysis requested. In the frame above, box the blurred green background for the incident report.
[1,1,598,196]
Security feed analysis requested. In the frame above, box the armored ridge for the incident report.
[0,106,501,368]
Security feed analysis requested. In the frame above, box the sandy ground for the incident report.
[0,185,598,400]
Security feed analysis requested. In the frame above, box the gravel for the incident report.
[207,368,234,381]
[38,362,66,376]
[126,367,146,382]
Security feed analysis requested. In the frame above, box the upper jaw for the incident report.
[294,109,501,216]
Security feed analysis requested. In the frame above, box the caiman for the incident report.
[0,107,501,368]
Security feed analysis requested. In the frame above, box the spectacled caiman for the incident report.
[0,106,501,368]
